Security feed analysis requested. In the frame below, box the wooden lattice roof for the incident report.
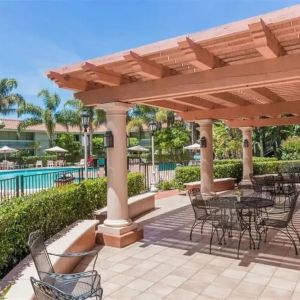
[47,4,300,128]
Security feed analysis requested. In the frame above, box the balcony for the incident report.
[0,140,34,149]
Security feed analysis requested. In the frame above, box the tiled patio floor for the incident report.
[76,194,300,299]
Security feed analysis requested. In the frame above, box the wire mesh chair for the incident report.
[257,192,300,255]
[28,231,103,299]
[188,188,213,240]
[249,173,275,199]
[208,197,254,259]
[31,277,76,300]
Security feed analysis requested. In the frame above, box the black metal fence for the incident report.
[0,167,99,203]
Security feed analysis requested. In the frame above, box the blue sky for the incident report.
[1,0,299,117]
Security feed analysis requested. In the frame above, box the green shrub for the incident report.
[0,173,145,278]
[175,166,200,189]
[253,160,300,174]
[282,137,300,160]
[22,155,57,166]
[158,180,174,191]
[214,163,243,181]
[128,172,145,197]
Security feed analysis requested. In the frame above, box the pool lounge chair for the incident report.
[47,160,54,168]
[36,160,43,168]
[75,159,84,167]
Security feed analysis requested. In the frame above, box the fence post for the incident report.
[19,175,24,197]
[16,175,20,198]
[104,158,107,177]
[79,168,84,182]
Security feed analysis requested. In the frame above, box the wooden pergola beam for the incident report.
[142,100,191,112]
[47,71,100,91]
[248,18,285,58]
[172,96,224,110]
[180,101,300,121]
[124,51,173,79]
[81,62,123,86]
[226,116,300,128]
[75,53,300,105]
[251,87,285,103]
[178,37,225,70]
[210,92,251,106]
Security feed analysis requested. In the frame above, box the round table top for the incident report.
[210,196,274,209]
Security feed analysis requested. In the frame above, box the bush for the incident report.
[174,160,300,188]
[22,155,57,166]
[0,173,145,278]
[158,180,175,191]
[282,137,300,160]
[128,172,145,197]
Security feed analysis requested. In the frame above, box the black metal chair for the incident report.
[28,231,103,300]
[258,192,300,255]
[188,188,214,240]
[208,197,254,259]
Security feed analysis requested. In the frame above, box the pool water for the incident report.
[0,167,94,190]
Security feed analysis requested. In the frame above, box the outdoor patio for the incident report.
[74,194,300,300]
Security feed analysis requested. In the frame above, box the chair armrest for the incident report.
[48,250,98,271]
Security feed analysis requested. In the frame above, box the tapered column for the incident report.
[197,119,214,195]
[241,127,253,184]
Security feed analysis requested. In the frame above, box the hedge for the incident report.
[174,160,300,189]
[22,155,58,166]
[0,172,144,278]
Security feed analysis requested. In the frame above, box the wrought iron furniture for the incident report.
[208,196,274,258]
[257,192,300,255]
[188,188,212,240]
[28,230,103,300]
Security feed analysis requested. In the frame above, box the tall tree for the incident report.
[0,78,24,116]
[18,89,62,147]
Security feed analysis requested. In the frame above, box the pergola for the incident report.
[47,4,300,246]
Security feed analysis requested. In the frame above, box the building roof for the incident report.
[0,119,108,134]
[47,4,300,128]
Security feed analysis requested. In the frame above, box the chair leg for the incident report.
[201,218,206,234]
[190,220,197,241]
[237,230,246,259]
[286,228,298,255]
[209,227,216,254]
[290,221,300,244]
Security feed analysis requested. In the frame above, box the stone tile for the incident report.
[109,262,132,273]
[179,279,209,295]
[291,292,300,300]
[110,286,141,299]
[108,273,136,286]
[166,287,198,300]
[127,278,154,291]
[191,270,218,284]
[250,264,276,276]
[133,292,162,300]
[243,272,271,285]
[273,267,300,282]
[268,277,297,291]
[233,281,265,297]
[146,282,176,298]
[259,286,293,299]
[160,274,187,288]
[171,265,199,279]
[201,284,232,299]
[221,267,247,280]
[212,275,240,290]
[102,282,122,296]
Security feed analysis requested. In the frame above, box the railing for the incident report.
[0,140,34,148]
[0,167,99,203]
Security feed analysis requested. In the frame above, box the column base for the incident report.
[96,227,144,248]
[240,179,252,186]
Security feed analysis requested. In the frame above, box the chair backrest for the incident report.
[31,277,76,300]
[188,188,209,218]
[28,231,54,282]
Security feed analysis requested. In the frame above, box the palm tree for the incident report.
[0,78,24,116]
[18,89,62,147]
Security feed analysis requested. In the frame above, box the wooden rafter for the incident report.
[170,97,224,110]
[226,116,300,128]
[142,100,190,112]
[180,101,300,121]
[75,53,300,105]
[210,92,251,106]
[248,18,286,58]
[81,62,123,86]
[178,37,225,70]
[124,51,174,79]
[251,87,285,103]
[47,71,100,91]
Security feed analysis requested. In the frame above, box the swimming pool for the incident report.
[0,167,97,194]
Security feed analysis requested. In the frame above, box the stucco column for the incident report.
[197,119,214,195]
[100,103,132,229]
[241,127,253,184]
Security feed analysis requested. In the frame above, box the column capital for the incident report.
[195,119,213,126]
[99,102,132,114]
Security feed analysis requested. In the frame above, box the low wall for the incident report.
[184,178,236,193]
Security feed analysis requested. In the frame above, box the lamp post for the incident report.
[81,109,90,180]
[149,121,158,192]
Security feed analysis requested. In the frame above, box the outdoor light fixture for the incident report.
[80,109,90,132]
[80,109,90,180]
[149,121,157,135]
[104,131,114,148]
[149,120,158,192]
[200,136,207,148]
[243,139,249,148]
